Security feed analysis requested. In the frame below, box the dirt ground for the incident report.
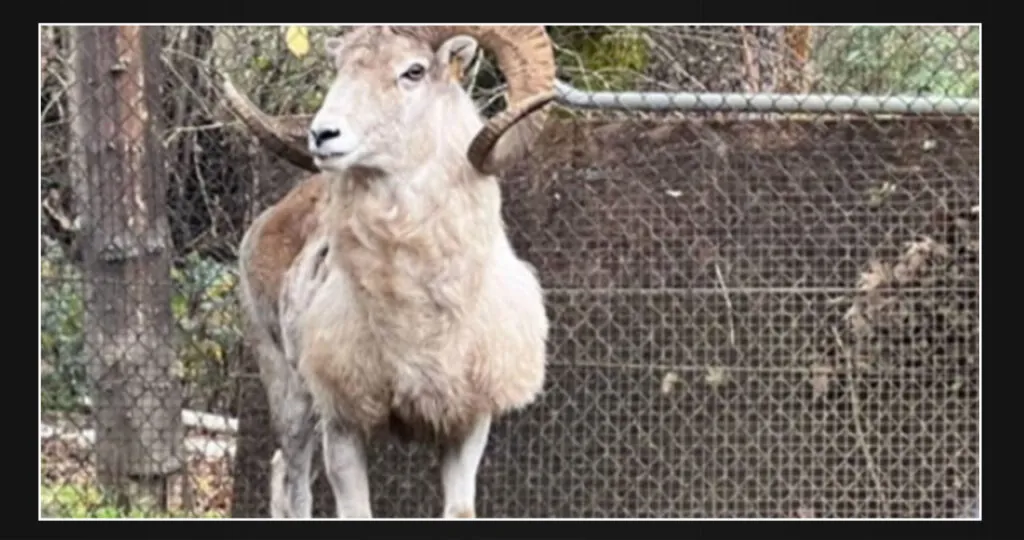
[40,418,235,517]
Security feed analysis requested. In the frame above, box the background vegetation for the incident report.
[38,25,979,518]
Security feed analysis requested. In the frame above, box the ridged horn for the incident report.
[392,25,557,175]
[218,70,320,173]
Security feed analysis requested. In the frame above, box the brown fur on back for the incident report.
[242,174,329,316]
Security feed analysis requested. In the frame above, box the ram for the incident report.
[224,25,557,518]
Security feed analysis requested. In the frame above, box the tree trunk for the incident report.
[779,26,814,94]
[641,26,784,94]
[66,25,183,511]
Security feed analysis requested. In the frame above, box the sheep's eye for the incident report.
[402,63,426,81]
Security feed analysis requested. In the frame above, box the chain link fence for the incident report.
[39,25,980,519]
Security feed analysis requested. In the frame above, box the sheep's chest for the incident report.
[296,205,491,439]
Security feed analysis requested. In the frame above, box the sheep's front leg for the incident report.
[440,414,492,518]
[266,373,317,518]
[322,421,373,518]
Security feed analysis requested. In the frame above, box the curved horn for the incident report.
[393,26,557,175]
[218,71,320,173]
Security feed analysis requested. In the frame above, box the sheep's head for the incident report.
[307,27,483,175]
[220,25,557,177]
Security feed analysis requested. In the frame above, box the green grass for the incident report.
[40,483,224,519]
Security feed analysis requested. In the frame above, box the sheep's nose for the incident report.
[309,127,341,148]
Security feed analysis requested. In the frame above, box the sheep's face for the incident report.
[308,28,481,175]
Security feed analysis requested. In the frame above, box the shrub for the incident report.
[40,245,244,415]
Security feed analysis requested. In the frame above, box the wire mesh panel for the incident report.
[39,25,979,519]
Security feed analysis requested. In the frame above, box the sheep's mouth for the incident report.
[313,150,359,172]
[313,151,347,160]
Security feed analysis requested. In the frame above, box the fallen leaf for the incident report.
[285,26,310,58]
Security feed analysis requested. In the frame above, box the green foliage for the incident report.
[218,26,334,116]
[215,25,980,117]
[40,483,223,518]
[39,246,243,415]
[170,253,243,409]
[549,26,651,91]
[40,240,86,412]
[814,26,979,97]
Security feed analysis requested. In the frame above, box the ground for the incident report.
[40,412,234,518]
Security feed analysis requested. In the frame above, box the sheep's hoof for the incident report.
[445,508,476,519]
[269,450,291,518]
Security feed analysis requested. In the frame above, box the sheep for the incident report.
[223,25,557,519]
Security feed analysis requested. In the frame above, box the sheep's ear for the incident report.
[325,37,344,57]
[435,35,478,82]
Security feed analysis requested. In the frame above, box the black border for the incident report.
[34,0,981,24]
[30,5,993,540]
[20,518,1000,540]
